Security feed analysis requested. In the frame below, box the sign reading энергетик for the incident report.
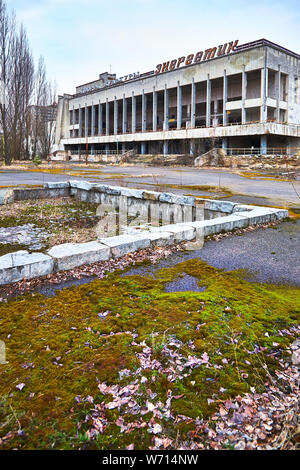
[155,40,239,74]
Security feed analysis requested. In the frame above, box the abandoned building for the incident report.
[54,39,300,158]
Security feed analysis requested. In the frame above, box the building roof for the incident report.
[236,38,300,60]
[72,39,300,99]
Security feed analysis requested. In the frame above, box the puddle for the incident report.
[36,276,97,297]
[164,273,206,293]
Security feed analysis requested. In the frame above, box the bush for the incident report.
[33,155,42,166]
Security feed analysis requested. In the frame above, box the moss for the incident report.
[0,258,299,449]
[0,242,30,256]
[0,198,100,253]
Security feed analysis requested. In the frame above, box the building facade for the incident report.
[54,39,300,157]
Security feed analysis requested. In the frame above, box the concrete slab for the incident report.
[99,234,151,258]
[203,199,237,213]
[44,182,70,189]
[149,223,196,242]
[48,241,111,271]
[143,231,175,246]
[0,250,54,285]
[159,193,195,205]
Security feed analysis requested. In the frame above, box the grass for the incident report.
[0,258,299,449]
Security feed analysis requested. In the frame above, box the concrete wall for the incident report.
[0,181,289,286]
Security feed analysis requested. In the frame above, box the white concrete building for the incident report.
[54,39,300,158]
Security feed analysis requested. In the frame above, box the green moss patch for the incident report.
[0,258,299,449]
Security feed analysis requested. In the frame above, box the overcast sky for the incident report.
[6,0,300,95]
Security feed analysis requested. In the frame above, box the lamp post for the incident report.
[116,137,119,165]
[85,136,88,165]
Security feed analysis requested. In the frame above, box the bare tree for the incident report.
[0,0,14,165]
[0,0,51,165]
[31,56,47,159]
[30,59,57,161]
[39,80,57,160]
[7,23,34,161]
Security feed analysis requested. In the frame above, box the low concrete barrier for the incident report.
[0,251,54,285]
[47,241,110,271]
[0,181,289,286]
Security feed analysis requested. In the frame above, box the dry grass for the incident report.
[0,161,106,171]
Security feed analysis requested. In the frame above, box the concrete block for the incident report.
[0,251,54,286]
[204,199,236,214]
[150,223,196,242]
[76,189,90,202]
[232,204,253,213]
[119,187,144,199]
[99,234,150,258]
[142,190,160,201]
[190,214,249,236]
[43,182,70,189]
[274,209,289,220]
[159,193,195,206]
[69,180,93,191]
[47,241,111,271]
[236,207,288,225]
[143,231,174,246]
[93,184,121,196]
[178,195,195,206]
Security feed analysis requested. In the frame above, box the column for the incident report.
[78,105,82,137]
[142,90,147,132]
[163,140,168,155]
[191,78,196,128]
[242,65,247,124]
[106,98,109,135]
[91,104,96,137]
[190,140,195,156]
[98,102,103,135]
[114,97,118,135]
[213,100,218,127]
[141,142,146,155]
[153,87,157,131]
[85,104,88,137]
[206,74,211,127]
[223,70,228,126]
[164,85,169,131]
[71,106,75,137]
[276,66,281,122]
[177,82,182,129]
[132,92,136,133]
[222,137,228,153]
[122,94,127,133]
[260,66,268,121]
[260,135,267,154]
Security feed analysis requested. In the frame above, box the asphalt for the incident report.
[0,166,300,207]
[35,219,300,297]
[122,219,300,287]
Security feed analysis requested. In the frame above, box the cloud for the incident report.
[5,0,300,95]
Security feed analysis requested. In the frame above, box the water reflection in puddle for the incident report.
[164,273,206,293]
